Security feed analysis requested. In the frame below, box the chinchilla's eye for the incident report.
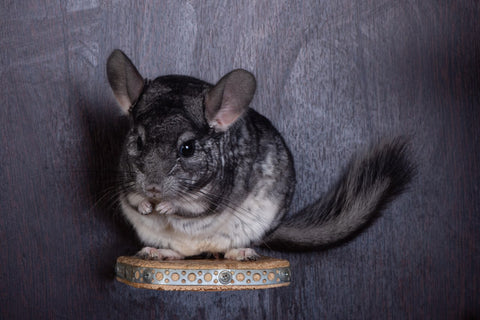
[179,140,195,157]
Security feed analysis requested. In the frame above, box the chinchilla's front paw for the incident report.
[155,202,175,215]
[137,200,152,215]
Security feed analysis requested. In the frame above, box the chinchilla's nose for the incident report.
[145,184,162,199]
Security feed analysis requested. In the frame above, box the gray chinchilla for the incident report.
[106,49,415,261]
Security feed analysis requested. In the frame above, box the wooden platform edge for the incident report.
[115,255,291,291]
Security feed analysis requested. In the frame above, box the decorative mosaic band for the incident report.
[115,261,291,289]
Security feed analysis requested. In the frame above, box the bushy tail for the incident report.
[264,137,415,251]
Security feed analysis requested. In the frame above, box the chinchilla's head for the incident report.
[106,50,256,217]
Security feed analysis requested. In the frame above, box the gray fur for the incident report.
[262,137,415,250]
[106,49,414,260]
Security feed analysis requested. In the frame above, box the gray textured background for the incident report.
[1,1,479,319]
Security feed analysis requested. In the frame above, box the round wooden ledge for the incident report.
[115,255,291,291]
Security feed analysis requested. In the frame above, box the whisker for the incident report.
[88,181,135,214]
[175,185,272,246]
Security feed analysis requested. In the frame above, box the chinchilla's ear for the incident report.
[205,69,256,131]
[106,49,144,113]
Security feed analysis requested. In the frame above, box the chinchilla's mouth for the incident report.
[141,194,163,205]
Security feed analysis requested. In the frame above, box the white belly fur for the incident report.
[120,184,280,256]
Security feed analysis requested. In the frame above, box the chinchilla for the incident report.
[106,49,415,260]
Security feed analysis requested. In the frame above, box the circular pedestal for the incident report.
[115,256,291,291]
